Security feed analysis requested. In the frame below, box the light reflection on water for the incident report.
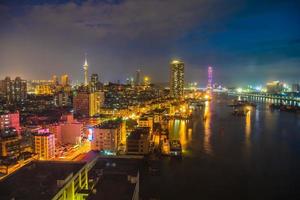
[144,98,300,200]
[203,101,213,155]
[245,110,251,154]
[168,119,189,154]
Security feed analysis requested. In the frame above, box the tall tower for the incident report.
[208,66,213,89]
[170,60,184,98]
[83,54,89,86]
[61,74,69,87]
[135,69,141,86]
[90,73,99,92]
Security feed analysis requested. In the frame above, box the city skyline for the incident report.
[1,1,300,199]
[0,0,299,85]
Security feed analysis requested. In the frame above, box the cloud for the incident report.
[0,0,236,81]
[0,0,299,84]
[3,0,240,41]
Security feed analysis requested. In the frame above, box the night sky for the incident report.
[0,0,299,86]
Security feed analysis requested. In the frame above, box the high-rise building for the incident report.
[3,77,27,103]
[73,91,104,117]
[91,120,125,152]
[27,80,53,94]
[170,60,184,98]
[266,81,284,94]
[52,75,59,86]
[60,122,83,145]
[138,115,153,134]
[126,127,150,155]
[47,113,83,145]
[0,128,20,160]
[143,76,150,86]
[54,91,70,107]
[208,66,213,89]
[61,74,69,87]
[35,84,53,95]
[83,55,89,86]
[0,111,21,134]
[90,73,102,92]
[135,69,141,86]
[34,131,55,160]
[292,83,300,93]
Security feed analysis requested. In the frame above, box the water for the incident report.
[141,98,300,200]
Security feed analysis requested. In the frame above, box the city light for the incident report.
[236,88,243,93]
[0,1,299,199]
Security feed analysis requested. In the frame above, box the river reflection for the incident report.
[244,109,252,157]
[142,98,300,200]
[203,101,213,155]
[168,119,189,153]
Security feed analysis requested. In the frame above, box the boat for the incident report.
[232,108,249,116]
[280,105,298,112]
[169,140,182,157]
[270,103,300,112]
[228,100,256,108]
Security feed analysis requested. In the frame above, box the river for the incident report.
[141,96,300,200]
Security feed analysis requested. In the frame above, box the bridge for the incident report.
[228,92,300,106]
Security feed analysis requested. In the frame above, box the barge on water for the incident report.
[169,140,182,158]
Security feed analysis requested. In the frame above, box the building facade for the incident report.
[0,128,20,160]
[126,127,150,155]
[2,77,27,103]
[0,111,21,134]
[61,74,69,87]
[292,83,300,93]
[34,132,55,160]
[73,91,104,117]
[91,120,125,153]
[170,60,184,98]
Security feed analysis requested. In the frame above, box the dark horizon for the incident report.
[0,0,299,86]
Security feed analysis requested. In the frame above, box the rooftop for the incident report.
[94,119,122,129]
[87,157,141,200]
[128,127,150,140]
[0,161,86,200]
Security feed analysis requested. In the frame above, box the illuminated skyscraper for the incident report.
[83,54,89,86]
[61,74,69,87]
[170,60,184,98]
[34,131,55,160]
[73,91,104,117]
[52,75,58,86]
[292,83,300,93]
[90,73,102,92]
[3,77,27,103]
[143,76,150,86]
[135,69,141,86]
[208,66,213,89]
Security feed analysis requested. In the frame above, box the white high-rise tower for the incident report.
[83,54,89,86]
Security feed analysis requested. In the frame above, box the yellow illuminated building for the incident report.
[35,84,53,95]
[143,76,150,86]
[0,137,20,159]
[74,91,104,117]
[89,91,102,117]
[34,133,55,160]
[61,74,69,86]
[138,116,153,134]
